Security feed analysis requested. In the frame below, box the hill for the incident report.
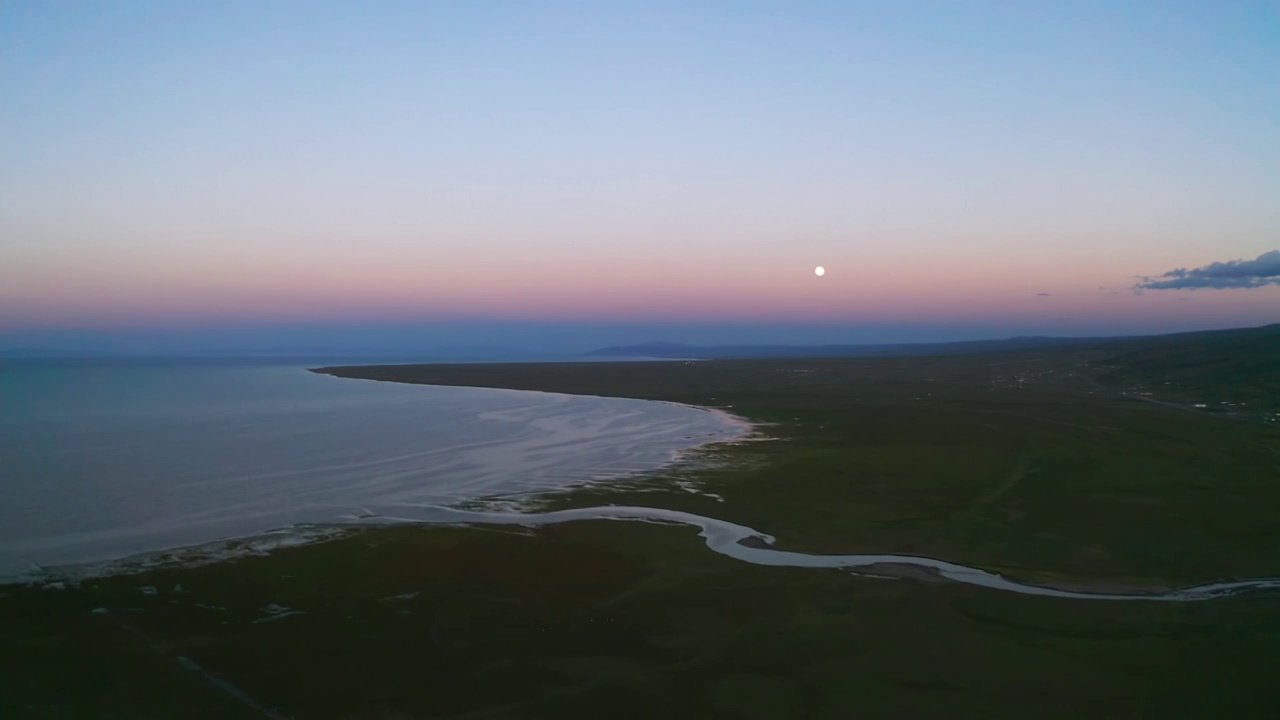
[1090,323,1280,406]
[586,335,1117,359]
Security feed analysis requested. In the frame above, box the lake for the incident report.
[0,360,742,576]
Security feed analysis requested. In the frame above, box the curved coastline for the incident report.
[16,372,1278,603]
[0,366,749,579]
[305,370,1280,603]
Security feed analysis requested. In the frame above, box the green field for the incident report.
[4,335,1279,718]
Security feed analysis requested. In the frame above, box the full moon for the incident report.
[814,266,825,277]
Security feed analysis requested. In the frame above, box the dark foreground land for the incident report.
[4,328,1279,718]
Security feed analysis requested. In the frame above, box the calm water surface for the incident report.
[0,360,740,575]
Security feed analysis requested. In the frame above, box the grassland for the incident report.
[4,338,1279,718]
[322,348,1280,586]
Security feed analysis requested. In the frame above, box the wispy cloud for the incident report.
[1035,292,1051,296]
[1135,250,1280,290]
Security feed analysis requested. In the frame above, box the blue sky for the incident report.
[2,1,1277,355]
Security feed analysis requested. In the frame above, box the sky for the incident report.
[2,1,1277,355]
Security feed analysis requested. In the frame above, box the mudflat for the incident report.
[0,362,743,576]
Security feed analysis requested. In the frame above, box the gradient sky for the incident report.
[2,1,1277,354]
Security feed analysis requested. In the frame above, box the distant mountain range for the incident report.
[7,323,1276,365]
[587,324,1280,360]
[587,336,1113,359]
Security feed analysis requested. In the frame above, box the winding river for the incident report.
[350,503,1280,602]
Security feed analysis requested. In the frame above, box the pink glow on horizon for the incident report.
[4,259,1277,331]
[3,228,1277,333]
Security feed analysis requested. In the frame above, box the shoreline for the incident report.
[14,362,1274,600]
[19,498,1280,602]
[310,365,762,439]
[299,365,1280,601]
[9,349,1278,717]
[4,372,755,586]
[14,371,1278,602]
